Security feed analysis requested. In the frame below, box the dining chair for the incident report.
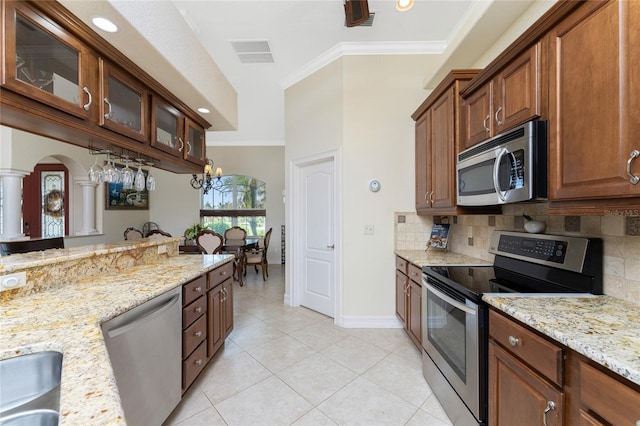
[124,227,144,240]
[223,226,247,247]
[222,226,247,280]
[145,229,172,239]
[244,227,272,281]
[195,230,224,254]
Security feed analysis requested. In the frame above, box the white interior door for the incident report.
[297,158,336,317]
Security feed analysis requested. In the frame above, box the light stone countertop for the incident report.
[483,294,640,386]
[394,250,492,267]
[0,254,234,425]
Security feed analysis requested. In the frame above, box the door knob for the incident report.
[327,244,335,249]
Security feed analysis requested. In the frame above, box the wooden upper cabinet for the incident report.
[412,70,485,215]
[184,116,206,166]
[2,1,93,120]
[414,112,431,211]
[151,96,184,156]
[99,59,148,143]
[548,0,640,206]
[1,0,211,174]
[461,43,544,151]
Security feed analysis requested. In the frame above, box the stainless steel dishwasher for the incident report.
[102,287,182,426]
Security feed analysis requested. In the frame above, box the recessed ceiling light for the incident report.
[91,16,118,33]
[198,107,210,114]
[396,0,414,12]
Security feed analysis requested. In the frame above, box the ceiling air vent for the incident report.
[230,40,274,64]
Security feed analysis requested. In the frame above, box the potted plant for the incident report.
[184,223,204,245]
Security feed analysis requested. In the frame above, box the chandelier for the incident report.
[190,159,223,194]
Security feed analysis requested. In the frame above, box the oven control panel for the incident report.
[497,235,567,263]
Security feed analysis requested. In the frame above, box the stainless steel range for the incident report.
[421,230,603,425]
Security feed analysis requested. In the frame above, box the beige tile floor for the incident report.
[164,265,453,426]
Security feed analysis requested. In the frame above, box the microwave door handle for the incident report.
[493,147,509,202]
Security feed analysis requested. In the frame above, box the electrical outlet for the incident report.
[364,225,374,235]
[157,245,167,254]
[1,271,27,292]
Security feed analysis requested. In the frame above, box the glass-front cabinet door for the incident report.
[151,96,183,156]
[184,117,205,165]
[2,1,93,119]
[99,59,148,143]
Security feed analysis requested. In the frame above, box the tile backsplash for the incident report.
[394,204,640,305]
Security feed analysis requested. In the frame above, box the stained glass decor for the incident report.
[41,171,65,238]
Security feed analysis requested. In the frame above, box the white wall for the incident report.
[285,55,432,324]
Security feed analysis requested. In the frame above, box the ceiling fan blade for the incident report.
[344,0,370,27]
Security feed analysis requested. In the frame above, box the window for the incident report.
[200,175,266,237]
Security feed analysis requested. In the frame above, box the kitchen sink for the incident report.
[0,409,58,426]
[0,351,62,417]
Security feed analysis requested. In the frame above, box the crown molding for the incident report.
[281,40,447,89]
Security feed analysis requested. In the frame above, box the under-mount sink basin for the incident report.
[0,409,58,426]
[0,352,63,415]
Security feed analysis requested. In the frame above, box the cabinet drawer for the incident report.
[408,263,422,284]
[183,341,207,391]
[183,275,207,305]
[579,361,640,425]
[395,256,408,275]
[183,295,207,328]
[208,261,234,289]
[489,310,563,386]
[183,314,206,358]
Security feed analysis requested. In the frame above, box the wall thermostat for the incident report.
[369,180,381,192]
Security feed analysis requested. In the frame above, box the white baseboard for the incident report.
[335,315,404,329]
[283,292,292,306]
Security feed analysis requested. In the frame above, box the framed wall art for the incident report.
[104,165,149,210]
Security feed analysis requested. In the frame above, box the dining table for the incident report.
[221,238,259,286]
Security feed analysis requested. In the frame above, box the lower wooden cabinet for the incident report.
[207,269,234,358]
[577,360,640,425]
[394,255,421,348]
[488,341,564,426]
[489,308,640,426]
[181,261,235,393]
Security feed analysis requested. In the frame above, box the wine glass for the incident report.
[134,160,146,192]
[88,155,104,183]
[121,157,134,190]
[145,162,156,191]
[103,152,118,183]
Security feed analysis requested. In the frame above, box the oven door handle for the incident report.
[425,282,477,316]
[493,147,509,202]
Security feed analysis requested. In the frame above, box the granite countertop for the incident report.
[483,294,640,386]
[394,249,493,267]
[0,254,234,425]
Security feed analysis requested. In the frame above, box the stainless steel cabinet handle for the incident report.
[83,87,92,111]
[483,115,490,132]
[403,283,408,295]
[627,150,640,184]
[103,97,113,119]
[543,401,556,426]
[194,331,202,337]
[508,336,520,347]
[178,138,184,152]
[195,307,202,313]
[195,359,203,365]
[495,107,503,127]
[429,191,434,204]
[194,286,202,293]
[186,140,192,155]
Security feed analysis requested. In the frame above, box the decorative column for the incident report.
[0,169,28,241]
[77,180,99,235]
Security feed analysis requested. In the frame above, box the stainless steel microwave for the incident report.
[456,120,547,206]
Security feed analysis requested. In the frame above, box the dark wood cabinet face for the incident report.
[152,97,183,156]
[3,2,91,119]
